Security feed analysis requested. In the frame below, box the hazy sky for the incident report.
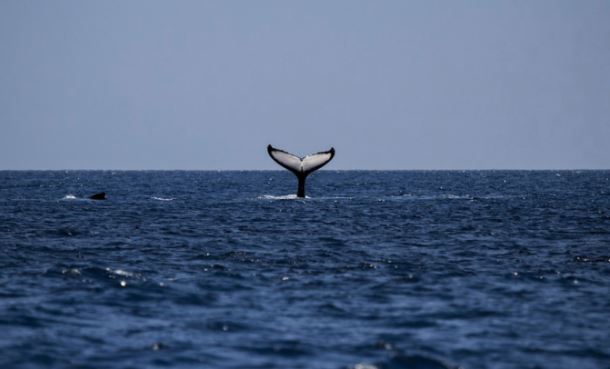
[1,1,609,169]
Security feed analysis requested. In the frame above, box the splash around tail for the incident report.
[267,145,335,198]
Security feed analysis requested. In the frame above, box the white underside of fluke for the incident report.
[267,145,335,174]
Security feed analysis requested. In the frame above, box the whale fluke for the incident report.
[267,145,335,198]
[88,192,106,200]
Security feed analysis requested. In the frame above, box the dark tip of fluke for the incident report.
[88,192,106,200]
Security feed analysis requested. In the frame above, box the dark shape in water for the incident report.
[377,354,455,369]
[88,192,106,200]
[267,144,335,198]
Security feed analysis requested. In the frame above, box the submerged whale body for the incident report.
[267,144,335,198]
[88,192,106,200]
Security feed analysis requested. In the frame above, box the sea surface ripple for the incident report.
[1,171,609,369]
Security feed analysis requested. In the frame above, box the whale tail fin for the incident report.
[267,145,335,197]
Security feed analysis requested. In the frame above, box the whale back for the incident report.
[88,192,106,200]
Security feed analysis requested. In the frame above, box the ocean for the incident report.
[1,170,609,369]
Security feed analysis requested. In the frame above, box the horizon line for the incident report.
[1,168,609,172]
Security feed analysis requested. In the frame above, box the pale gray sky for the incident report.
[1,1,609,169]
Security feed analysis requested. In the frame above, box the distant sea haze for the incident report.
[1,170,609,369]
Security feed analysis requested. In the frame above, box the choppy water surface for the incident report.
[1,171,609,369]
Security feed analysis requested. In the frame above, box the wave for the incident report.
[257,193,506,202]
[383,193,507,201]
[258,194,303,200]
[151,196,175,201]
[60,194,106,202]
[258,194,354,201]
[392,194,472,201]
[60,194,94,202]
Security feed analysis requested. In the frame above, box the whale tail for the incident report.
[267,145,335,197]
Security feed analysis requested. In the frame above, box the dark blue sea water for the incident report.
[1,171,609,369]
